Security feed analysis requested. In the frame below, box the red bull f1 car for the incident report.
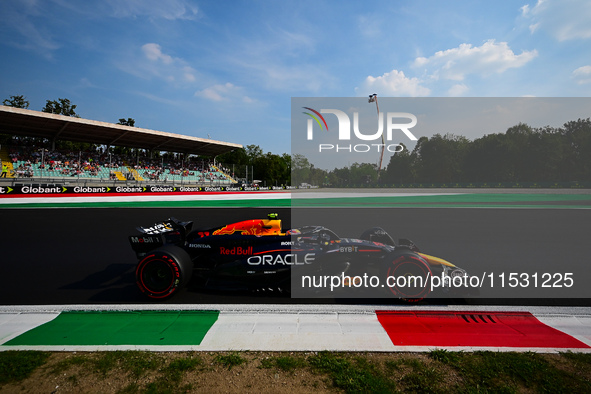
[129,213,473,300]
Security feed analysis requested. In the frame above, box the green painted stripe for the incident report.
[2,193,590,208]
[3,311,219,346]
[292,193,591,208]
[294,193,591,204]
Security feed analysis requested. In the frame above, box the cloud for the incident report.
[448,83,469,96]
[142,43,174,64]
[195,82,254,103]
[413,40,537,81]
[572,65,591,84]
[105,0,199,20]
[524,0,591,41]
[140,43,197,83]
[356,70,431,97]
[116,43,198,86]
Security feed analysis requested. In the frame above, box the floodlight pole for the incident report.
[38,148,45,169]
[368,94,384,181]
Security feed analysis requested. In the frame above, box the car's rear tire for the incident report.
[383,251,432,301]
[136,245,193,299]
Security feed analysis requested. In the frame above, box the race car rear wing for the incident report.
[136,217,193,235]
[129,218,193,257]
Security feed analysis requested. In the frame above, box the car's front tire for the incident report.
[383,251,432,301]
[135,245,193,299]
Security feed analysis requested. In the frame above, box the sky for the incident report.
[1,0,590,158]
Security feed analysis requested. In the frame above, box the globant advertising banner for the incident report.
[0,185,298,195]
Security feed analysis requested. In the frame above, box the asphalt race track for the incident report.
[1,207,590,306]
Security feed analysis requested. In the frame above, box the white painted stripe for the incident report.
[535,315,591,347]
[198,312,395,351]
[0,312,59,345]
[0,191,289,205]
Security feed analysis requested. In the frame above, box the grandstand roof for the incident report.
[0,106,242,156]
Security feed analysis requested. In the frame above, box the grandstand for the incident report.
[0,106,242,187]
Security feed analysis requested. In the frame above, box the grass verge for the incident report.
[1,350,590,393]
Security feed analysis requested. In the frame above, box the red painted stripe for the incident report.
[376,311,590,348]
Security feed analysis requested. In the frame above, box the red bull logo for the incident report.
[220,246,253,255]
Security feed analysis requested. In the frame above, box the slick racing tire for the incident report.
[383,251,432,302]
[136,245,193,299]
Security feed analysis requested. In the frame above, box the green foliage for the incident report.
[217,147,249,166]
[42,98,79,117]
[3,94,30,108]
[4,350,591,393]
[162,355,202,383]
[50,351,162,378]
[428,348,461,364]
[299,118,591,186]
[214,352,247,370]
[0,351,50,385]
[118,118,136,127]
[308,351,396,393]
[218,145,291,186]
[431,350,591,393]
[561,350,591,366]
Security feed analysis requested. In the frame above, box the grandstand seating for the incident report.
[212,164,236,183]
[113,171,126,181]
[0,146,15,178]
[4,145,237,185]
[127,168,144,181]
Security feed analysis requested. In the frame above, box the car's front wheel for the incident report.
[383,251,432,301]
[135,245,193,299]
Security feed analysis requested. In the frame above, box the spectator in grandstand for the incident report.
[1,163,7,177]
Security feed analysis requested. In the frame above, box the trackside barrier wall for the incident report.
[0,184,306,196]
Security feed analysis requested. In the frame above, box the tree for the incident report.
[118,118,136,127]
[413,133,469,183]
[291,153,312,185]
[349,162,377,185]
[42,98,79,117]
[463,133,512,182]
[328,166,350,187]
[3,95,29,108]
[217,147,248,167]
[383,143,415,184]
[245,144,264,162]
[559,118,591,181]
[253,152,289,186]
